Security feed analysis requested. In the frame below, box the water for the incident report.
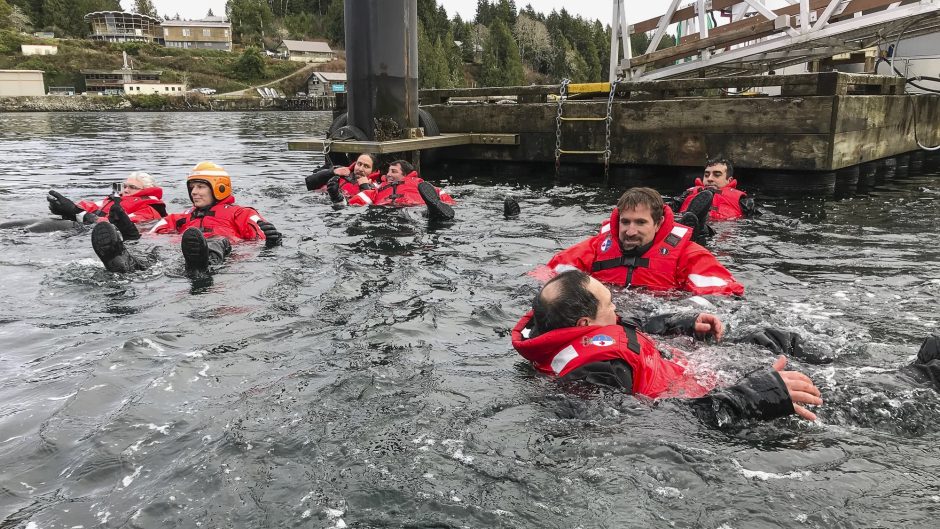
[1,111,939,528]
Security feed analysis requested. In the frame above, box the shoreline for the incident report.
[0,95,333,112]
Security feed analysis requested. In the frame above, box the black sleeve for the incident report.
[560,360,634,392]
[691,371,794,427]
[633,313,700,337]
[359,182,376,191]
[305,166,336,191]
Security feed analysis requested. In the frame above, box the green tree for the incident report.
[226,0,273,45]
[322,0,343,46]
[443,28,463,87]
[418,20,449,89]
[480,18,523,87]
[234,46,266,80]
[0,0,12,29]
[132,0,157,18]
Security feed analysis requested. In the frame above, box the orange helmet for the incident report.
[186,161,232,202]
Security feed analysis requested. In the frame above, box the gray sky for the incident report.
[128,1,672,26]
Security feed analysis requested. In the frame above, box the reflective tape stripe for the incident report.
[670,225,689,238]
[249,214,261,223]
[601,223,611,234]
[146,196,158,201]
[149,218,167,233]
[95,200,105,208]
[688,274,728,288]
[551,345,579,375]
[356,192,373,205]
[75,211,87,222]
[553,264,579,274]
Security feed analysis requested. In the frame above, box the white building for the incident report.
[0,70,45,97]
[21,45,58,56]
[123,83,186,95]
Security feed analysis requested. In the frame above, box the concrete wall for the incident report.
[0,70,45,97]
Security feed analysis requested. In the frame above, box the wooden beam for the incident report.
[633,0,740,34]
[287,133,519,153]
[630,16,793,68]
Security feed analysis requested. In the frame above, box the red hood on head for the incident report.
[130,186,163,199]
[695,177,737,189]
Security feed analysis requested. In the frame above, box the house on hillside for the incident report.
[306,72,346,96]
[82,69,162,93]
[85,11,163,43]
[21,45,57,56]
[162,19,232,51]
[277,40,336,63]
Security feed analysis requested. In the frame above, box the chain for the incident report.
[322,137,333,167]
[603,77,621,185]
[554,78,570,177]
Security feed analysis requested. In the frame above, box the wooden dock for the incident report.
[415,72,939,172]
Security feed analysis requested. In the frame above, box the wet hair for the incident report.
[128,171,155,188]
[358,153,377,168]
[389,159,414,175]
[616,187,664,225]
[705,156,734,178]
[531,270,598,337]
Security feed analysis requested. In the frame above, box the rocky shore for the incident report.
[0,95,307,112]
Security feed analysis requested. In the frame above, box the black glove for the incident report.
[743,328,833,364]
[108,198,140,241]
[325,176,345,205]
[258,220,282,247]
[47,190,83,220]
[744,328,803,356]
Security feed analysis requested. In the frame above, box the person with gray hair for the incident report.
[46,171,167,228]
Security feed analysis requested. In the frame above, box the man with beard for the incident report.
[547,187,744,296]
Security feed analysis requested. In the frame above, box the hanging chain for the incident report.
[554,78,570,177]
[603,77,621,185]
[322,137,333,167]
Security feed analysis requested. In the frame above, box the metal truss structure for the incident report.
[610,0,940,81]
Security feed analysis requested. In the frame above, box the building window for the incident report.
[224,30,229,37]
[182,28,191,37]
[203,28,211,37]
[164,28,169,37]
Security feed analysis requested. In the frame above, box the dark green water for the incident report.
[1,111,939,528]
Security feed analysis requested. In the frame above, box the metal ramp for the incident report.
[610,0,940,81]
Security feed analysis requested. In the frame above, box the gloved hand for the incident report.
[47,190,83,220]
[326,176,345,205]
[258,220,282,247]
[742,328,833,364]
[108,198,140,241]
[744,327,803,356]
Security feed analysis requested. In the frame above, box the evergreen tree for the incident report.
[133,0,158,18]
[207,8,214,17]
[0,0,12,30]
[322,0,343,46]
[480,18,523,87]
[443,28,463,87]
[226,0,273,45]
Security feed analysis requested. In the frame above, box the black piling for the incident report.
[344,0,418,141]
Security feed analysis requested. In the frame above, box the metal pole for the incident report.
[344,0,419,141]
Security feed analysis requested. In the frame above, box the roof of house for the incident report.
[161,20,231,28]
[280,40,333,53]
[310,72,347,82]
[84,11,162,24]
